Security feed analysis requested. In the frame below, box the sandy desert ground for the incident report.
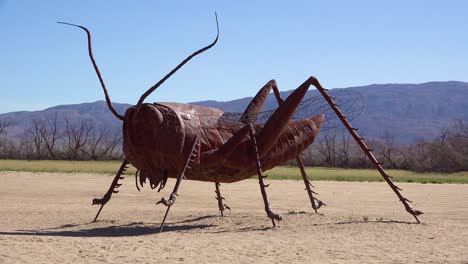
[0,171,467,264]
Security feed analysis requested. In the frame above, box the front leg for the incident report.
[92,159,129,222]
[156,136,200,232]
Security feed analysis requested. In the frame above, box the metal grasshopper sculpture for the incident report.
[59,14,422,232]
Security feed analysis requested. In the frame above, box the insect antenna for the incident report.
[136,12,219,106]
[57,22,124,121]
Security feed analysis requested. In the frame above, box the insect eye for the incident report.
[146,105,164,126]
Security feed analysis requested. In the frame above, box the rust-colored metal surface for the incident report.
[60,14,422,231]
[123,101,323,184]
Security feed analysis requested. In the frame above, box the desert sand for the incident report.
[0,171,467,263]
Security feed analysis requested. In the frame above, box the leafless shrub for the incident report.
[407,121,467,172]
[83,127,122,160]
[317,132,338,167]
[301,120,467,172]
[38,113,62,159]
[0,118,12,136]
[24,119,46,159]
[64,118,94,160]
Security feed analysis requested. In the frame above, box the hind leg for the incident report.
[211,80,275,215]
[248,77,325,212]
[313,78,423,222]
[296,157,325,213]
[265,80,325,213]
[240,80,280,123]
[238,77,326,213]
[255,76,321,154]
[201,78,291,166]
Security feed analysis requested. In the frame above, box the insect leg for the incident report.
[214,182,231,216]
[256,76,318,154]
[91,159,129,222]
[202,124,252,166]
[215,182,231,216]
[312,78,423,223]
[156,136,200,232]
[296,157,325,213]
[268,82,325,213]
[248,124,282,227]
[240,80,279,123]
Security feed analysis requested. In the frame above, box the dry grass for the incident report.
[0,159,466,184]
[267,166,468,184]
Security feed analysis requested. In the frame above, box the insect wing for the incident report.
[215,89,364,131]
[293,89,364,131]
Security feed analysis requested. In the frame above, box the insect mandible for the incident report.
[59,14,422,232]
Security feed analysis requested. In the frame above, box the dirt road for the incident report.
[1,172,467,263]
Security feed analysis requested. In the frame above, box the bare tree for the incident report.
[25,119,45,159]
[406,138,432,172]
[337,131,352,166]
[0,118,12,151]
[83,127,121,160]
[64,118,94,160]
[38,113,62,159]
[0,118,12,136]
[18,137,34,159]
[102,129,122,159]
[438,120,468,171]
[445,120,468,156]
[352,140,372,168]
[83,127,108,160]
[318,132,337,166]
[379,131,399,168]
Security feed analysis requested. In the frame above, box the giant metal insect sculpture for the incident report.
[59,14,422,232]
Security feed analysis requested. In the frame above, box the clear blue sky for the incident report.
[1,0,467,114]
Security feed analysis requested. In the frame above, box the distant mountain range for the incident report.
[1,81,467,144]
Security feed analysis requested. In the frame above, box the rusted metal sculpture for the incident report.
[59,14,422,232]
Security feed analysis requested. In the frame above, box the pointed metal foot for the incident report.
[156,136,200,233]
[92,204,105,223]
[159,205,172,233]
[215,182,231,217]
[296,157,325,214]
[406,206,423,224]
[91,195,110,222]
[314,199,326,211]
[266,207,282,227]
[156,194,177,233]
[216,200,231,217]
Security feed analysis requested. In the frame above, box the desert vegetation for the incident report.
[298,120,467,173]
[0,115,466,173]
[0,114,122,161]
